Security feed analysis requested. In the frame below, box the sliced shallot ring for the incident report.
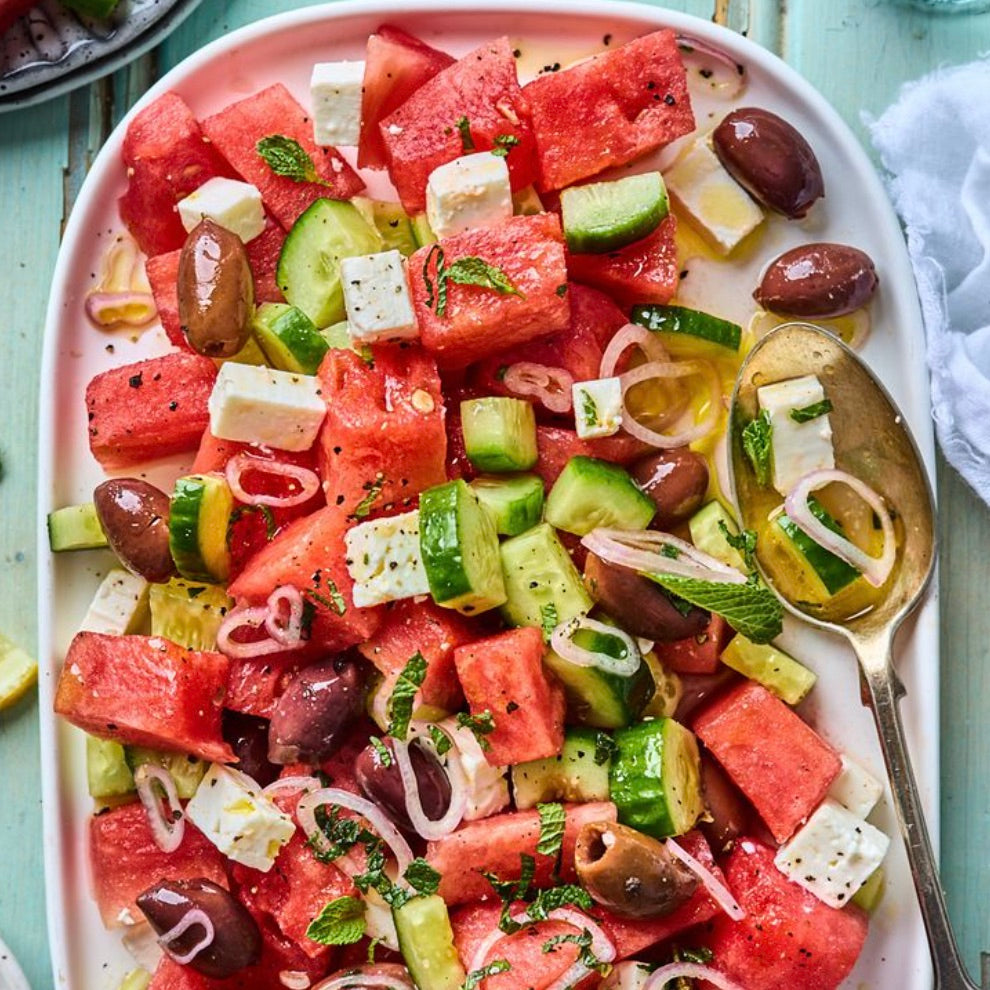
[783,468,896,588]
[503,362,574,413]
[666,837,745,921]
[599,323,669,379]
[643,961,745,990]
[264,585,305,646]
[392,736,467,841]
[550,615,641,677]
[134,764,184,853]
[84,290,157,328]
[296,787,414,876]
[158,907,215,965]
[225,454,321,509]
[675,33,748,99]
[262,774,323,798]
[216,604,289,659]
[313,966,415,990]
[279,971,311,989]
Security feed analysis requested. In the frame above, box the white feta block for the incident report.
[828,754,884,819]
[208,363,325,452]
[310,60,365,147]
[345,509,430,608]
[80,568,150,636]
[665,137,764,254]
[426,152,512,239]
[340,250,419,344]
[774,797,889,908]
[573,377,623,439]
[757,374,835,496]
[185,765,294,872]
[177,177,266,243]
[440,717,510,821]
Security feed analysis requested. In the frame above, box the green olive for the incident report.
[574,820,698,918]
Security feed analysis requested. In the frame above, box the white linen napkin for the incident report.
[867,57,990,502]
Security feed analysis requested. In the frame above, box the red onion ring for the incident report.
[313,966,415,990]
[503,362,574,413]
[216,604,287,659]
[643,961,745,990]
[133,764,184,854]
[393,731,467,841]
[549,616,641,677]
[666,837,744,921]
[599,323,669,379]
[675,33,748,99]
[783,468,896,587]
[264,585,305,646]
[225,454,320,509]
[84,291,157,328]
[262,775,322,799]
[279,971,311,989]
[158,907,214,965]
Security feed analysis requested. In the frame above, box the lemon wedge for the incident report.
[0,633,38,710]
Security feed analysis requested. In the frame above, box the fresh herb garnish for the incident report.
[540,602,559,638]
[661,543,681,559]
[227,504,276,544]
[404,857,442,896]
[456,115,475,152]
[304,580,347,616]
[306,895,366,945]
[353,842,408,908]
[580,389,599,429]
[352,473,385,520]
[456,710,496,750]
[463,961,511,989]
[369,735,392,767]
[386,652,428,740]
[789,398,833,424]
[542,929,608,973]
[593,731,618,766]
[422,244,523,317]
[555,283,568,297]
[527,884,594,920]
[741,410,773,487]
[428,724,453,756]
[309,806,377,863]
[491,133,520,157]
[256,135,328,186]
[536,802,566,858]
[718,521,758,572]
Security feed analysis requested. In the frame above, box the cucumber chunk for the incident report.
[461,397,538,472]
[276,198,382,328]
[544,456,655,536]
[775,498,860,595]
[48,502,108,552]
[352,197,420,257]
[640,651,683,718]
[609,717,704,838]
[851,866,885,912]
[116,971,151,990]
[419,480,506,615]
[125,747,207,799]
[86,735,134,800]
[149,578,233,651]
[562,171,669,254]
[499,522,593,633]
[168,474,234,583]
[411,212,438,248]
[512,184,545,216]
[688,500,747,572]
[720,634,817,706]
[512,727,612,808]
[470,473,544,536]
[393,895,466,990]
[631,303,742,352]
[252,302,329,375]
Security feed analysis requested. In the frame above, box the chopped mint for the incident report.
[352,473,385,520]
[741,410,773,488]
[790,398,833,424]
[536,802,566,857]
[463,960,511,989]
[540,602,559,638]
[428,724,453,756]
[404,857,441,896]
[491,133,520,157]
[580,389,599,429]
[256,135,327,186]
[456,115,475,152]
[306,895,366,945]
[446,256,523,299]
[593,731,618,766]
[369,736,392,767]
[456,710,496,750]
[386,652,428,740]
[542,929,607,973]
[718,521,758,571]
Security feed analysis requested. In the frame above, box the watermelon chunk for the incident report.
[55,633,234,763]
[145,250,187,350]
[534,425,649,488]
[703,839,869,990]
[119,92,236,257]
[427,801,616,904]
[567,215,680,307]
[409,213,570,369]
[225,655,307,720]
[316,345,447,520]
[653,614,731,675]
[201,83,364,229]
[245,216,288,303]
[693,681,842,842]
[524,30,694,191]
[454,626,565,765]
[359,24,456,170]
[379,36,538,212]
[85,351,216,469]
[89,801,227,929]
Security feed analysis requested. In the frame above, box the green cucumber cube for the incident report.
[252,302,329,375]
[720,634,817,706]
[544,456,655,536]
[470,473,544,536]
[562,171,669,254]
[461,397,538,472]
[512,727,612,808]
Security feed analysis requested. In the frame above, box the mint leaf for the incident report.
[542,929,608,973]
[309,806,376,864]
[741,410,773,487]
[790,398,833,423]
[256,135,327,186]
[593,731,617,767]
[540,602,558,639]
[456,710,496,750]
[463,960,511,989]
[428,724,452,756]
[580,389,598,429]
[527,884,594,921]
[386,652,428,740]
[446,256,523,300]
[646,572,783,644]
[352,473,385,520]
[456,115,475,152]
[306,895,366,945]
[536,802,566,857]
[718,521,757,571]
[369,736,392,767]
[404,857,441,896]
[491,133,520,158]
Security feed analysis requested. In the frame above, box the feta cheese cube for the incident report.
[573,377,623,439]
[310,60,365,147]
[774,797,889,908]
[345,509,430,607]
[440,718,510,820]
[665,137,764,254]
[757,374,835,496]
[340,250,418,344]
[426,152,512,239]
[177,177,266,243]
[80,568,149,636]
[208,363,326,452]
[185,764,294,871]
[828,754,884,818]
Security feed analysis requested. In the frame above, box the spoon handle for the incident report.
[857,633,979,990]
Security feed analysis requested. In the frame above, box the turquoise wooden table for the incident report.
[2,0,990,986]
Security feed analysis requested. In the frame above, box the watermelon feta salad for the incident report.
[48,18,898,990]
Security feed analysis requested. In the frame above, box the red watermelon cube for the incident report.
[118,92,236,257]
[55,633,235,763]
[201,83,364,229]
[409,213,570,369]
[454,626,565,766]
[245,216,288,303]
[534,425,649,488]
[145,250,186,349]
[89,802,227,929]
[379,37,538,212]
[85,351,216,469]
[224,655,307,720]
[653,614,732,675]
[693,681,842,842]
[524,30,694,191]
[702,838,869,990]
[316,345,447,520]
[359,25,456,170]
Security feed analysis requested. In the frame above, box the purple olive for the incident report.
[93,478,175,583]
[629,449,710,530]
[222,710,279,787]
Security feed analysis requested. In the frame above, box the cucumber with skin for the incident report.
[48,502,108,552]
[125,747,207,799]
[392,895,466,990]
[168,474,234,583]
[562,171,669,254]
[512,727,612,808]
[149,578,233,652]
[775,497,860,595]
[544,456,655,536]
[86,735,134,800]
[461,397,538,473]
[688,500,747,572]
[352,197,420,256]
[631,303,743,352]
[252,302,329,375]
[720,634,817,706]
[470,473,544,536]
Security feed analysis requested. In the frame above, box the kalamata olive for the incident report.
[712,107,824,218]
[673,667,741,724]
[136,878,261,979]
[93,478,175,583]
[222,710,279,787]
[355,736,451,832]
[698,751,752,853]
[574,820,698,918]
[268,656,368,765]
[584,553,709,642]
[754,242,878,318]
[629,449,709,529]
[177,218,254,358]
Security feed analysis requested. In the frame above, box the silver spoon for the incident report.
[728,320,978,990]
